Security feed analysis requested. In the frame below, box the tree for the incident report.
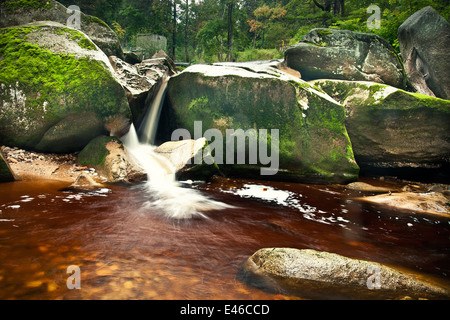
[226,0,234,62]
[248,4,287,48]
[312,0,345,16]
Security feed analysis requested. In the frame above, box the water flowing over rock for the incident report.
[284,28,406,89]
[398,6,450,100]
[0,0,123,59]
[242,248,450,299]
[161,61,359,184]
[109,53,177,132]
[154,138,221,181]
[311,79,450,173]
[0,149,15,182]
[0,22,131,153]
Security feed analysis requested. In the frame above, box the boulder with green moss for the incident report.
[311,79,450,171]
[78,135,145,183]
[161,61,359,184]
[284,28,406,89]
[0,23,131,153]
[0,0,123,58]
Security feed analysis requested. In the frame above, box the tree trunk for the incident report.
[184,0,189,62]
[226,1,233,62]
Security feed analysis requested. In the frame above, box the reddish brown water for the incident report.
[0,177,449,300]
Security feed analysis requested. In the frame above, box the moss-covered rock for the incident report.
[160,62,359,184]
[0,23,131,153]
[78,135,145,183]
[0,0,123,58]
[311,79,450,172]
[284,28,406,89]
[0,149,15,182]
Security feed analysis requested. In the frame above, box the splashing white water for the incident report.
[121,121,232,219]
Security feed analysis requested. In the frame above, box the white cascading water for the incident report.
[120,78,232,219]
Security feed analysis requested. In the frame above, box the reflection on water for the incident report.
[0,177,449,299]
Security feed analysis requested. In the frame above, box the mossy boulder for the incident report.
[160,62,359,184]
[0,149,15,182]
[0,0,123,58]
[311,79,450,172]
[284,28,406,89]
[241,248,450,299]
[78,135,145,183]
[0,23,131,153]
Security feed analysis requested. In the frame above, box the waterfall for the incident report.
[139,76,169,145]
[120,78,232,219]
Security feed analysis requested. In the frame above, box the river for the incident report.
[0,176,449,299]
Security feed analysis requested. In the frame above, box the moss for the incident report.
[78,135,121,166]
[0,25,130,148]
[5,0,52,11]
[316,29,333,37]
[81,14,110,29]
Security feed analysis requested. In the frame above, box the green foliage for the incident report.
[234,48,283,62]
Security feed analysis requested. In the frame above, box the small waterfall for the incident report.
[139,76,169,145]
[121,78,231,219]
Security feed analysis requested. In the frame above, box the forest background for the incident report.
[57,0,449,63]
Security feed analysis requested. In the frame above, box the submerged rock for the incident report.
[0,23,131,153]
[357,192,450,217]
[345,181,394,194]
[0,149,15,182]
[77,135,145,183]
[62,172,103,191]
[161,61,359,184]
[0,0,124,58]
[398,6,450,99]
[242,248,450,299]
[311,79,450,172]
[284,28,406,89]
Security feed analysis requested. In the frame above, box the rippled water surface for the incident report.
[0,177,449,299]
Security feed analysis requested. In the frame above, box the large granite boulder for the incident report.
[284,28,406,89]
[241,248,450,299]
[0,22,131,153]
[0,0,123,58]
[311,79,450,172]
[160,61,359,184]
[398,6,450,100]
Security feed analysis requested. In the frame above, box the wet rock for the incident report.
[284,28,406,88]
[78,135,146,183]
[0,149,15,182]
[357,192,450,216]
[62,172,103,191]
[398,6,450,99]
[345,182,394,193]
[241,248,450,299]
[154,138,221,180]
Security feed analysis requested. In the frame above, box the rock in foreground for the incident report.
[0,149,15,182]
[242,248,450,299]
